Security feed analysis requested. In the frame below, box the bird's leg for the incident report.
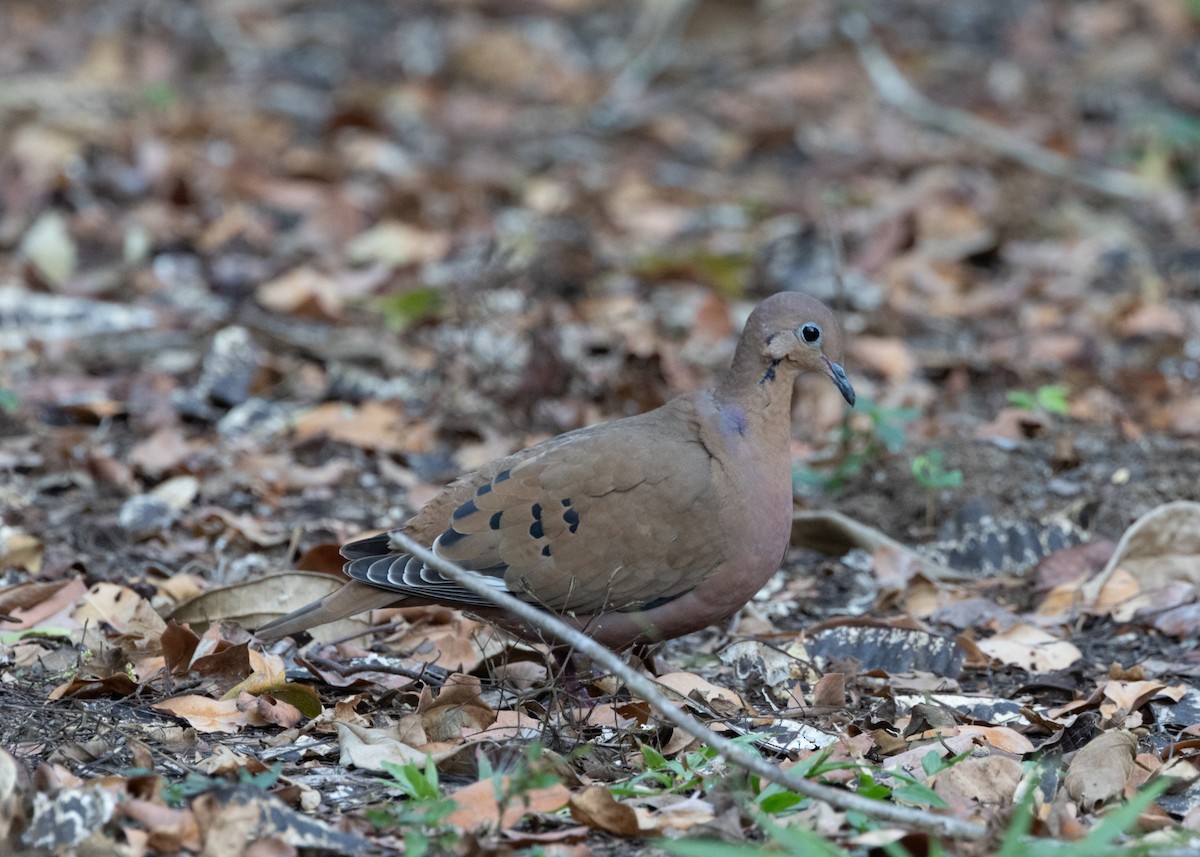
[549,645,597,707]
[629,642,667,676]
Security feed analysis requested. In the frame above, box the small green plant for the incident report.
[911,449,962,491]
[0,388,18,414]
[156,763,282,808]
[370,758,460,857]
[611,743,722,797]
[370,746,562,856]
[662,753,1173,857]
[912,449,963,526]
[479,743,562,830]
[660,816,853,857]
[371,287,443,331]
[993,768,1172,857]
[141,81,180,109]
[795,397,919,493]
[1006,384,1069,415]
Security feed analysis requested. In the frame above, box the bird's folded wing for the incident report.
[350,405,730,616]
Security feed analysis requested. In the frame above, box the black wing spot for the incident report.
[476,483,493,496]
[452,499,478,520]
[561,498,571,507]
[564,508,580,533]
[642,590,690,610]
[489,511,503,530]
[439,527,468,548]
[541,545,551,557]
[530,520,544,539]
[531,502,542,520]
[494,469,512,484]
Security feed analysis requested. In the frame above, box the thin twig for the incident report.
[840,12,1153,201]
[305,654,448,687]
[386,530,986,841]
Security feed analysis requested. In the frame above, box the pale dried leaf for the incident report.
[933,755,1022,823]
[1065,729,1137,810]
[152,695,268,733]
[977,623,1082,672]
[170,572,353,640]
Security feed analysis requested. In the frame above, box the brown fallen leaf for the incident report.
[292,400,428,455]
[1100,680,1186,725]
[631,794,716,833]
[849,336,916,381]
[236,691,302,729]
[333,718,458,771]
[170,572,349,639]
[381,605,510,673]
[0,579,71,622]
[1082,502,1200,607]
[653,671,746,711]
[1065,729,1137,811]
[933,755,1023,823]
[812,672,846,707]
[120,798,201,853]
[72,582,167,640]
[153,695,270,733]
[128,426,191,478]
[441,777,571,832]
[0,529,43,574]
[976,623,1081,672]
[185,507,290,547]
[417,674,497,741]
[0,578,87,632]
[256,266,344,320]
[47,673,139,701]
[569,785,642,836]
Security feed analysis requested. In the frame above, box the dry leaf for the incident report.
[0,529,44,574]
[152,695,269,733]
[333,719,458,771]
[0,579,79,628]
[128,427,191,478]
[20,211,76,287]
[977,624,1081,672]
[383,606,509,672]
[569,785,642,836]
[1083,502,1200,607]
[72,583,166,639]
[441,777,570,831]
[417,674,497,741]
[170,572,348,639]
[653,672,745,711]
[292,400,426,454]
[256,266,343,320]
[933,755,1023,822]
[344,221,451,267]
[1065,729,1137,811]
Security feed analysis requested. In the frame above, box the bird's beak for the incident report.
[826,359,855,406]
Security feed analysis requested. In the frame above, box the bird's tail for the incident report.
[255,580,403,640]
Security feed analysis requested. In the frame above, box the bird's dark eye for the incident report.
[800,323,821,343]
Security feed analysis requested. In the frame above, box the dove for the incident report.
[257,292,854,649]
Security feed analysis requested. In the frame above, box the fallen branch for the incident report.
[841,12,1152,201]
[387,530,986,841]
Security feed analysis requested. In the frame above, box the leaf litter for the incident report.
[2,0,1200,854]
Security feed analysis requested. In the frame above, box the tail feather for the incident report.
[255,581,404,640]
[341,533,394,560]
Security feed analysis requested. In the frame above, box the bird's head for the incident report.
[753,291,856,406]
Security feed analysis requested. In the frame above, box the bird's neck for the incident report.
[713,353,799,443]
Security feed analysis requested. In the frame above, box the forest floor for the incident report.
[2,1,1200,855]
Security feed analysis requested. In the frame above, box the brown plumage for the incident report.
[256,292,855,649]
